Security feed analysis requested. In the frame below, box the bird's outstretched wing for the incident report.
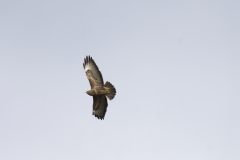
[83,56,104,88]
[92,95,108,120]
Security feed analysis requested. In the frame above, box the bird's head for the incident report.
[86,90,94,96]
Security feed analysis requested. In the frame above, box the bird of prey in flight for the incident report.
[83,56,116,120]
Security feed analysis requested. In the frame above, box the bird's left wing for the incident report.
[83,56,104,89]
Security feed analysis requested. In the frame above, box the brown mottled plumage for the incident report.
[83,56,116,120]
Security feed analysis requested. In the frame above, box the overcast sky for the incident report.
[0,0,240,160]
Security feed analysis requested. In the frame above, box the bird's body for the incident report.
[86,87,111,96]
[83,56,116,120]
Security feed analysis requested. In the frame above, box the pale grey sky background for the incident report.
[0,0,240,160]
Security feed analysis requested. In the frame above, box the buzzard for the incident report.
[83,56,116,120]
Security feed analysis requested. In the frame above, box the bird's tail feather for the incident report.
[104,81,116,100]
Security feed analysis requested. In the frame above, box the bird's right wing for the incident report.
[92,95,108,120]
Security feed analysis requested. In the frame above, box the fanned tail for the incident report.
[104,81,116,100]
